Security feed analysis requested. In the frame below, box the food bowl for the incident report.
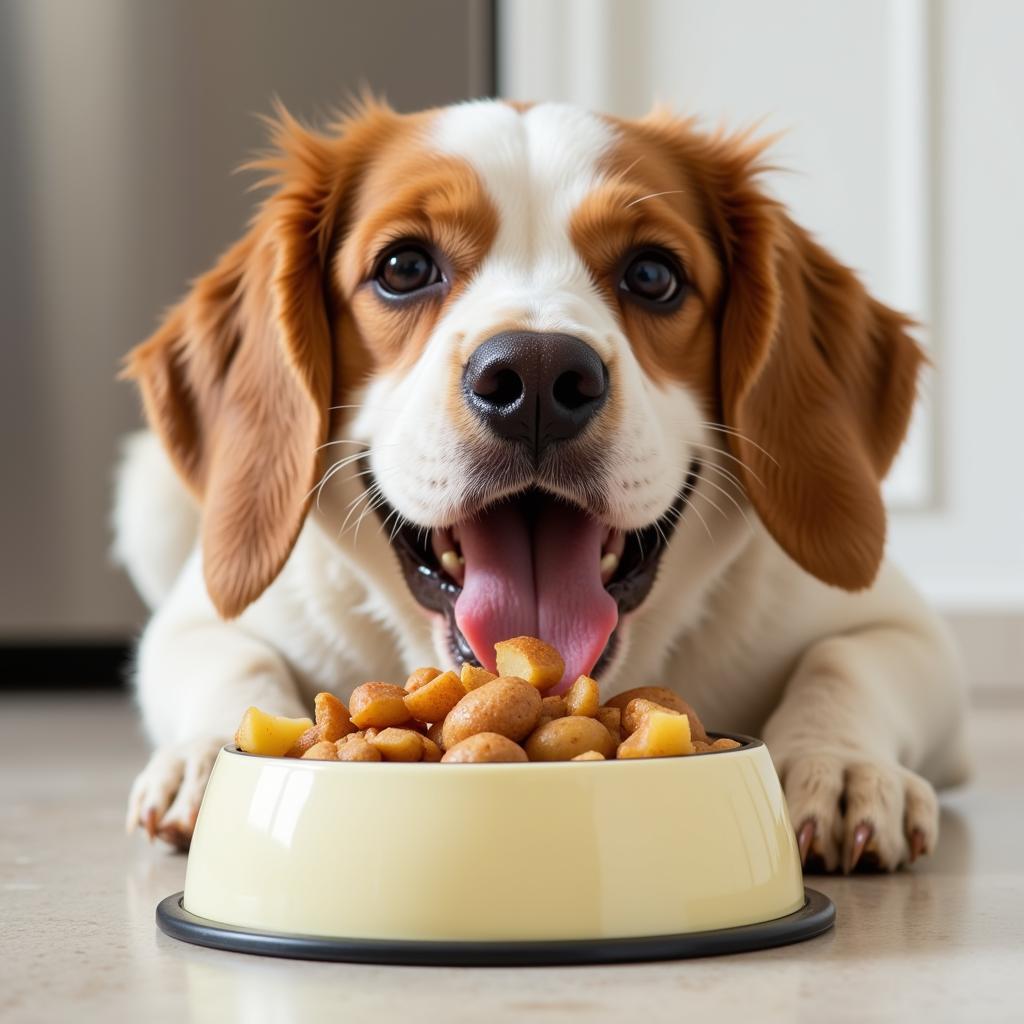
[157,735,834,964]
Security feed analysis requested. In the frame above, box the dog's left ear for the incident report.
[707,141,924,590]
[122,103,392,617]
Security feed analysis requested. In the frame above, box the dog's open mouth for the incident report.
[377,464,699,692]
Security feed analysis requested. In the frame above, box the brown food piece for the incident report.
[420,736,443,762]
[571,750,606,761]
[494,636,565,691]
[565,675,600,717]
[710,737,742,752]
[607,686,707,741]
[441,677,542,749]
[286,724,322,758]
[403,670,465,724]
[617,711,693,759]
[539,695,568,720]
[621,698,681,736]
[349,682,412,729]
[460,663,498,691]
[441,733,529,763]
[369,727,425,762]
[336,737,382,762]
[426,720,446,750]
[595,706,621,745]
[691,740,712,753]
[301,740,339,761]
[404,666,442,693]
[524,716,616,761]
[314,691,356,742]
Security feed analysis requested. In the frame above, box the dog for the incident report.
[114,98,968,870]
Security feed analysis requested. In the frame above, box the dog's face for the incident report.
[126,100,922,690]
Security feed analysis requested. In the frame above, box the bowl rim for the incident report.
[222,730,763,767]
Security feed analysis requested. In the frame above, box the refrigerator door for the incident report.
[0,0,492,639]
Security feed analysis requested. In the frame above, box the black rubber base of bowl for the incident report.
[156,888,834,966]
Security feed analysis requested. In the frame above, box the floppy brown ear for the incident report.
[123,107,379,617]
[713,153,924,590]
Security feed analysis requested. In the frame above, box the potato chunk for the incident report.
[595,706,621,745]
[524,716,616,761]
[403,670,465,724]
[571,750,606,761]
[710,737,742,752]
[420,736,443,762]
[617,712,693,759]
[621,698,680,736]
[441,733,529,763]
[539,695,568,720]
[369,727,425,762]
[494,636,564,690]
[286,724,323,758]
[606,686,707,741]
[404,666,442,693]
[349,683,412,729]
[565,675,600,717]
[441,677,542,749]
[235,707,313,757]
[336,736,382,762]
[314,692,356,742]
[460,663,498,691]
[301,740,339,761]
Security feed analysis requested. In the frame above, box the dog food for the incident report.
[233,634,743,763]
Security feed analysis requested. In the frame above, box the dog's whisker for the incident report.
[309,449,377,510]
[337,485,375,539]
[341,484,382,542]
[701,421,781,467]
[691,486,727,521]
[695,474,753,531]
[687,440,766,488]
[680,494,715,545]
[353,492,391,546]
[314,438,368,452]
[691,455,747,494]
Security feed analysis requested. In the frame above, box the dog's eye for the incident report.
[376,246,441,296]
[620,250,684,305]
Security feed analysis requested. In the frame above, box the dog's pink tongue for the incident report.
[454,500,617,690]
[454,502,536,673]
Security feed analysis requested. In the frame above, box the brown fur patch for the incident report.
[334,146,499,380]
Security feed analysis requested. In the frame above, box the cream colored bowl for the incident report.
[181,736,806,945]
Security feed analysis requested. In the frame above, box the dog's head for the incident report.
[125,100,922,690]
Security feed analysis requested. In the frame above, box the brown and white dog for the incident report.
[114,99,968,870]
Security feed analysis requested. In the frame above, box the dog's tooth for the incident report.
[600,551,619,581]
[440,550,463,578]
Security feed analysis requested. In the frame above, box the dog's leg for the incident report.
[125,557,306,850]
[762,620,969,873]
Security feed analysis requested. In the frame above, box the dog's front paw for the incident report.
[778,752,938,873]
[126,737,225,850]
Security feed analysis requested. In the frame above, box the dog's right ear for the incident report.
[122,102,394,618]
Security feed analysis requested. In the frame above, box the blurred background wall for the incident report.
[1,0,1019,687]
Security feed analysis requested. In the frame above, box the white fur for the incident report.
[110,430,198,608]
[119,101,968,869]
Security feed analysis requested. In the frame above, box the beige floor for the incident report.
[1,692,1021,1024]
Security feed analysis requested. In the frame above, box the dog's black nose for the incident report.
[463,331,608,451]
